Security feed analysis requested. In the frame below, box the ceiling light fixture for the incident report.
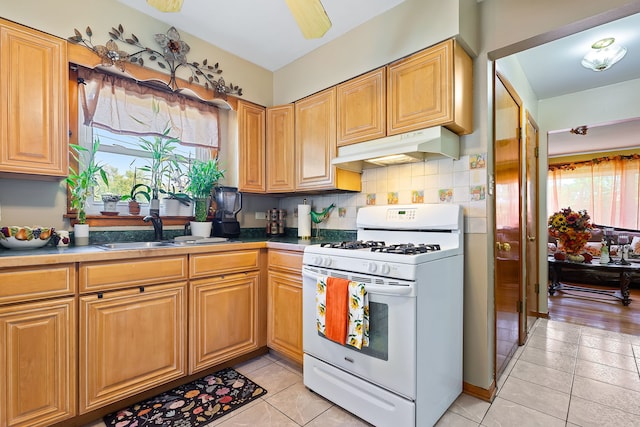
[147,0,184,13]
[581,37,627,72]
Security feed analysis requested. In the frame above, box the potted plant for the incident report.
[137,127,184,215]
[66,138,109,245]
[121,183,151,215]
[186,158,225,237]
[101,193,121,212]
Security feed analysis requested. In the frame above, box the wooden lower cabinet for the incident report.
[267,250,303,364]
[0,297,76,427]
[189,271,260,374]
[79,282,187,414]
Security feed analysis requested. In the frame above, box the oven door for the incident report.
[302,265,417,399]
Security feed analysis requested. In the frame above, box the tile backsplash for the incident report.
[277,154,488,234]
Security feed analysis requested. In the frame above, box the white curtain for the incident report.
[77,67,219,150]
[548,156,640,229]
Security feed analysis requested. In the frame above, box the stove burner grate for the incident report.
[320,240,386,250]
[371,243,441,255]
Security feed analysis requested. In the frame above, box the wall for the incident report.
[274,0,479,105]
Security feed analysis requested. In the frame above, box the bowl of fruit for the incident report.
[0,226,55,250]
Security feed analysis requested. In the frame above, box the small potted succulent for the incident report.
[101,194,121,212]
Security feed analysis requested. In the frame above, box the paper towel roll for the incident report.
[298,204,311,238]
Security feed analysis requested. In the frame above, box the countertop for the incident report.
[0,236,326,268]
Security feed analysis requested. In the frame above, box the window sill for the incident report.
[64,214,205,227]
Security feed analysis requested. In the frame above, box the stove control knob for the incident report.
[381,263,391,275]
[314,256,323,266]
[368,262,377,273]
[323,257,332,267]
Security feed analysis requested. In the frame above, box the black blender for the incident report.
[212,186,242,238]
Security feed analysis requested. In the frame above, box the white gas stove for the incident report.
[303,203,463,280]
[302,204,464,427]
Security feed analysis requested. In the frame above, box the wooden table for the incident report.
[548,257,640,306]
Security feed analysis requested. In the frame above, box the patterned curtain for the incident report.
[77,66,219,151]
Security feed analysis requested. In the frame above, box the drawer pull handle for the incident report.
[140,286,145,293]
[98,292,103,299]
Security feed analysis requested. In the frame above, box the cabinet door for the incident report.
[387,39,453,135]
[295,87,337,190]
[337,67,386,146]
[0,298,76,427]
[266,104,296,192]
[190,272,260,373]
[79,283,187,413]
[267,270,303,364]
[238,100,266,193]
[0,19,68,177]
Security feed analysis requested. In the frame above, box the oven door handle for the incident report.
[303,269,415,296]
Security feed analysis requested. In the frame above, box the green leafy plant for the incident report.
[186,158,225,222]
[66,138,109,224]
[121,183,151,203]
[137,127,184,200]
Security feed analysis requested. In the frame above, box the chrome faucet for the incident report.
[143,212,163,241]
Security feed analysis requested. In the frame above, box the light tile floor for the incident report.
[85,318,640,426]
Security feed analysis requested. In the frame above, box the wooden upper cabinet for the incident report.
[295,87,361,192]
[238,100,266,193]
[0,19,68,177]
[337,67,386,147]
[387,39,473,136]
[266,104,296,193]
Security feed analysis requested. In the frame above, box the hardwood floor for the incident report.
[547,282,640,335]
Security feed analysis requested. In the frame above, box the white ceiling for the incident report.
[117,0,405,71]
[511,12,640,157]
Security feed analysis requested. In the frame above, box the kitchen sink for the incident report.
[169,236,229,246]
[98,241,175,250]
[98,237,229,250]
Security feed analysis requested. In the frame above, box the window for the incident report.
[73,66,221,219]
[548,155,640,229]
[81,126,202,215]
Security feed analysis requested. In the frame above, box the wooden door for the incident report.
[266,104,296,192]
[0,298,76,427]
[189,272,259,373]
[525,111,540,331]
[295,87,337,190]
[268,270,303,364]
[336,67,386,146]
[494,72,523,379]
[0,19,68,177]
[79,283,187,413]
[238,100,266,193]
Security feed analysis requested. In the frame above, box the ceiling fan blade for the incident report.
[285,0,332,39]
[147,0,184,13]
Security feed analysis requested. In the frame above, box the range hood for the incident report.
[332,126,460,172]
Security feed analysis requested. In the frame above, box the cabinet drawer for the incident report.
[268,250,302,273]
[79,256,187,293]
[190,250,260,278]
[0,264,75,305]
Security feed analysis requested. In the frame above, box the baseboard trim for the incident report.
[535,311,550,318]
[463,380,496,402]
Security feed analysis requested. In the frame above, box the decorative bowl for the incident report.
[0,226,54,250]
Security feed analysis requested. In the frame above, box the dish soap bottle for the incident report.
[600,239,609,264]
